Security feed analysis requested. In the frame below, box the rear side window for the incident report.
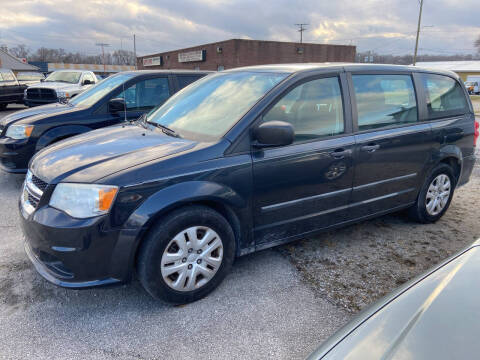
[420,73,468,119]
[353,74,418,131]
[177,75,202,90]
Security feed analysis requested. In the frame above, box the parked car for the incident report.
[20,64,477,304]
[24,70,98,107]
[16,71,45,86]
[307,238,480,360]
[465,80,479,95]
[0,70,209,173]
[0,68,25,110]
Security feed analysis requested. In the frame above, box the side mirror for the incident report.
[83,79,93,85]
[253,120,294,148]
[108,98,126,114]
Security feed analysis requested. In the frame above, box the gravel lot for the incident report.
[0,103,478,358]
[0,105,349,359]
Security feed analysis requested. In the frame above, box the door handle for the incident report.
[330,148,352,159]
[361,144,380,153]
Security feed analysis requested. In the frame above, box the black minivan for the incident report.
[0,70,208,173]
[20,64,478,304]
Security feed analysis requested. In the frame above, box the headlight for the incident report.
[56,90,70,98]
[49,183,119,218]
[5,124,34,139]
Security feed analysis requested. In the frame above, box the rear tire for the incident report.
[137,205,235,304]
[408,164,456,223]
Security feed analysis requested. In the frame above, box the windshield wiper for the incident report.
[146,120,181,138]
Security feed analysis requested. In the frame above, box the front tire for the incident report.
[137,205,235,304]
[409,164,456,223]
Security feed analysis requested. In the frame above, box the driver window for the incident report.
[117,77,170,111]
[263,77,345,143]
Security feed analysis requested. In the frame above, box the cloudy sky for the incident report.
[0,0,478,57]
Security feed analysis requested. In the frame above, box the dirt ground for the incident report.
[282,155,480,313]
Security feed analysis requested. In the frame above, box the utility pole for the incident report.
[96,42,110,74]
[413,0,424,66]
[133,34,137,69]
[295,23,308,43]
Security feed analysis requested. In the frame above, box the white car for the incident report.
[24,70,98,107]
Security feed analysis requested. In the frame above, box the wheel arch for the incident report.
[35,124,92,151]
[112,181,248,282]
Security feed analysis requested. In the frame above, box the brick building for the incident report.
[137,39,356,71]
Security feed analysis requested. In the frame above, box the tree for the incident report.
[9,44,30,59]
[475,35,480,54]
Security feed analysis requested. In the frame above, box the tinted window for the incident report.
[420,74,468,119]
[353,74,418,131]
[177,75,202,90]
[263,77,344,143]
[118,77,170,111]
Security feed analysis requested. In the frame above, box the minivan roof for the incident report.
[224,63,460,78]
[120,70,214,76]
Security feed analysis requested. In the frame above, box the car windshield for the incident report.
[146,71,288,141]
[69,73,135,107]
[45,71,82,84]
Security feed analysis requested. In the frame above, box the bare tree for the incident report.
[9,44,30,59]
[475,35,480,54]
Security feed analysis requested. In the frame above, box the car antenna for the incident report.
[122,81,128,123]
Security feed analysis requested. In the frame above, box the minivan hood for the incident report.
[30,124,196,184]
[317,245,480,360]
[0,103,79,127]
[28,81,80,91]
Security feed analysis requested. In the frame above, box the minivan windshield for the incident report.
[45,71,82,84]
[69,73,135,107]
[146,71,288,141]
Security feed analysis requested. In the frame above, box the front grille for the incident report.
[31,174,48,192]
[21,171,48,215]
[26,88,57,101]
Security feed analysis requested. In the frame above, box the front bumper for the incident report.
[0,137,35,173]
[20,202,125,288]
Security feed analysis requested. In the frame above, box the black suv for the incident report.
[0,68,25,110]
[20,64,478,304]
[0,70,209,172]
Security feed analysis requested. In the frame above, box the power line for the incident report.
[294,23,308,43]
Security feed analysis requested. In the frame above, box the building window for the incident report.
[217,65,225,71]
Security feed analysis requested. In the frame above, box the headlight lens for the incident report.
[5,124,34,139]
[56,90,70,98]
[49,183,119,218]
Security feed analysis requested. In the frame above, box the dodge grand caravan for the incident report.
[20,64,478,304]
[0,70,208,173]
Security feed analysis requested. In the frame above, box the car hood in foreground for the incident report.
[0,103,80,127]
[30,124,197,184]
[310,241,480,360]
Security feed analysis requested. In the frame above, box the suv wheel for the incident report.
[409,164,456,223]
[137,205,235,304]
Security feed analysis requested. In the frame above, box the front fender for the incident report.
[108,181,249,281]
[36,124,92,151]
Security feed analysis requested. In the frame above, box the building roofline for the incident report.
[138,38,356,58]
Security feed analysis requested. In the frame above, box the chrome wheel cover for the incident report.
[425,174,451,216]
[161,226,223,292]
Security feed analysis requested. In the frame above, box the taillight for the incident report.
[475,119,479,147]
